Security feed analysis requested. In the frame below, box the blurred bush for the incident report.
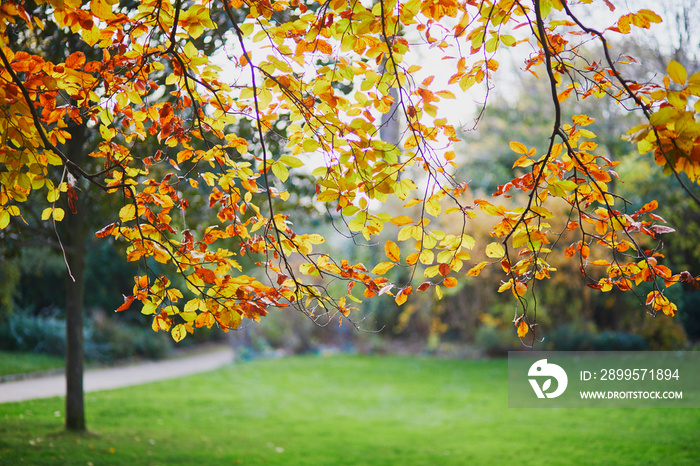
[474,325,523,357]
[0,309,67,356]
[89,311,173,362]
[0,310,174,362]
[545,325,648,351]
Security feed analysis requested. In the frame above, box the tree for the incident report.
[2,0,700,427]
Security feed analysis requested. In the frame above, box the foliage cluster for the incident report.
[1,0,700,345]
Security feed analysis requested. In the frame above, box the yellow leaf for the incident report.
[279,155,305,167]
[304,233,326,244]
[485,242,505,259]
[119,204,136,222]
[419,249,434,265]
[171,324,187,342]
[572,114,595,126]
[667,60,687,86]
[0,211,9,229]
[41,207,65,221]
[395,286,411,306]
[384,240,401,262]
[371,261,395,275]
[52,208,65,221]
[498,280,512,293]
[391,215,414,226]
[467,261,488,277]
[509,141,527,154]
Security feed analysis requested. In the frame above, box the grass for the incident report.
[0,351,64,377]
[0,355,698,465]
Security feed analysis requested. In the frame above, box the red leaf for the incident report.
[196,268,217,284]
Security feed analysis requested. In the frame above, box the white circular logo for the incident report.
[528,359,568,399]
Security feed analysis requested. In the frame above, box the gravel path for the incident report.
[0,346,234,403]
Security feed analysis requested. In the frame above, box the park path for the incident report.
[0,346,234,404]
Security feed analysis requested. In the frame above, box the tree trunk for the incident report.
[64,202,87,432]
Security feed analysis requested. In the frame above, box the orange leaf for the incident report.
[195,268,217,284]
[557,87,573,102]
[115,295,136,312]
[195,312,215,328]
[517,319,528,337]
[95,222,116,238]
[65,51,86,69]
[638,200,658,214]
[595,220,607,235]
[443,277,458,288]
[406,252,419,265]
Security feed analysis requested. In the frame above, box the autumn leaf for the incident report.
[119,204,136,222]
[391,215,414,226]
[509,141,528,154]
[65,51,86,69]
[95,223,116,238]
[485,242,505,259]
[467,261,488,277]
[443,277,458,288]
[517,319,529,337]
[371,261,395,274]
[0,0,686,354]
[171,324,187,342]
[115,295,136,312]
[667,60,687,85]
[384,240,401,262]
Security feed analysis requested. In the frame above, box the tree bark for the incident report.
[64,197,87,432]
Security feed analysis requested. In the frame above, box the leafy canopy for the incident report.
[1,0,699,342]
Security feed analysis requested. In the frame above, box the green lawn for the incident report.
[0,355,698,465]
[0,351,64,377]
